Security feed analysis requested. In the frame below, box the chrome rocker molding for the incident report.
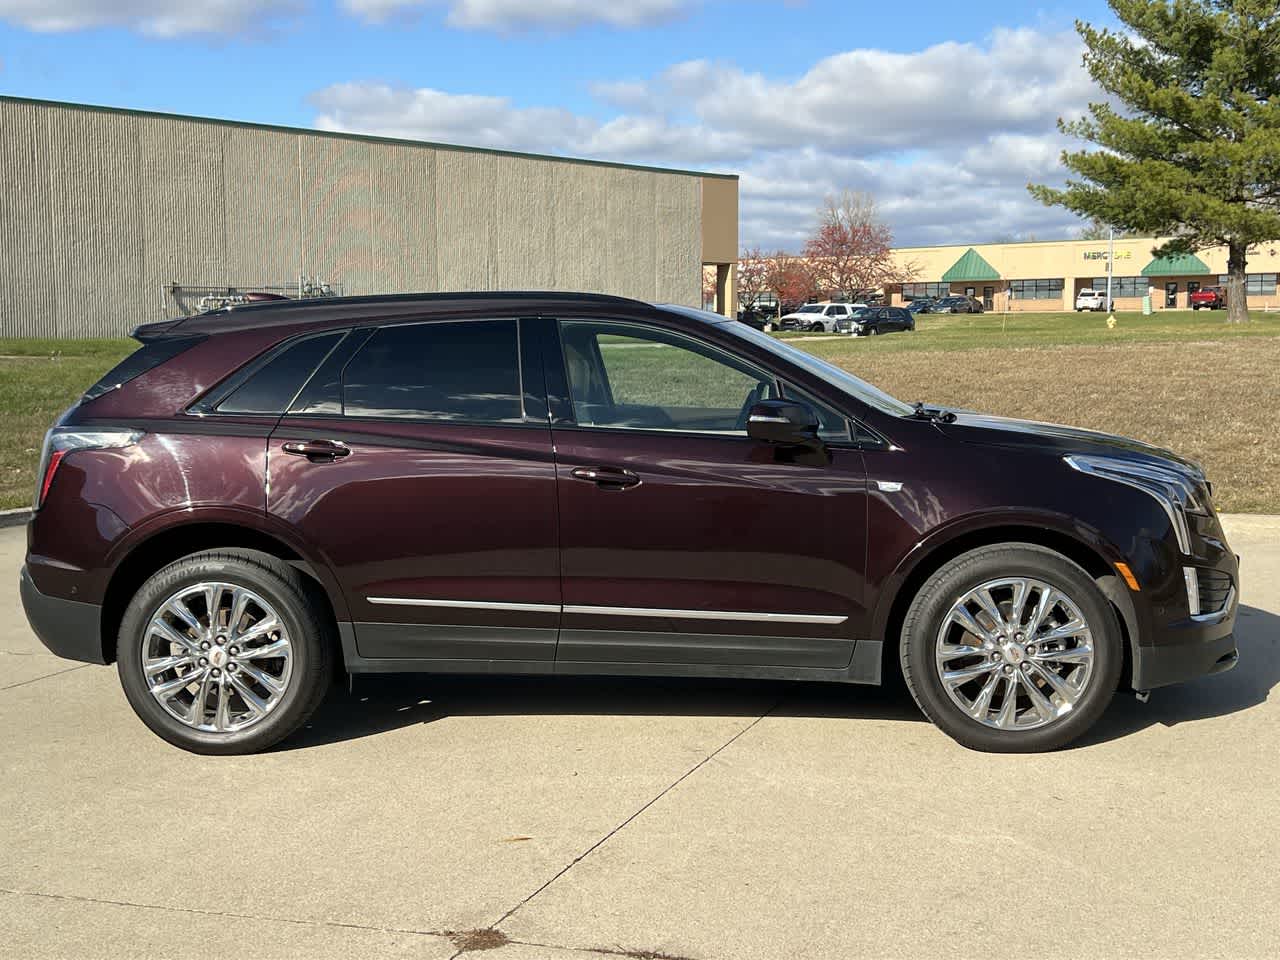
[367,597,848,625]
[368,597,561,614]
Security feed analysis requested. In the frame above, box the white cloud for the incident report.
[0,0,302,36]
[340,0,693,30]
[311,27,1100,248]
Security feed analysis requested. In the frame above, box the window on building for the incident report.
[1094,276,1147,298]
[1008,278,1063,301]
[1218,273,1278,296]
[343,320,524,423]
[902,282,948,300]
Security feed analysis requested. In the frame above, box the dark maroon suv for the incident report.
[21,293,1239,754]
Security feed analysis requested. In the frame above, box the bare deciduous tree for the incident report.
[803,191,915,300]
[736,247,771,315]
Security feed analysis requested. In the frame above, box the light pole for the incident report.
[1106,226,1114,312]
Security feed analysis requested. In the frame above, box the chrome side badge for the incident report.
[875,481,904,493]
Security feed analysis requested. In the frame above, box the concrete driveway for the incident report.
[2,517,1278,960]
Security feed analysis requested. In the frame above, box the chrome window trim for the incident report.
[366,598,847,625]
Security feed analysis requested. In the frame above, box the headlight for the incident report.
[1064,454,1210,554]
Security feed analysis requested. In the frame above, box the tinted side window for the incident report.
[216,332,345,415]
[560,321,777,434]
[343,320,523,423]
[781,383,851,442]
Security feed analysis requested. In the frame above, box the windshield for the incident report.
[658,304,915,417]
[851,308,875,319]
[796,305,823,314]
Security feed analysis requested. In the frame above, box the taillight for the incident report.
[33,429,144,510]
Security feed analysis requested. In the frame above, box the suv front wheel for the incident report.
[899,544,1122,752]
[117,549,333,755]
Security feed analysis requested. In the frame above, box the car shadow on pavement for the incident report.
[279,604,1279,752]
[1080,604,1280,747]
[281,670,927,752]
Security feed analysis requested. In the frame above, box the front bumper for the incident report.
[1132,578,1239,690]
[19,565,106,664]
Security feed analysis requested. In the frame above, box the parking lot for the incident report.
[2,516,1278,960]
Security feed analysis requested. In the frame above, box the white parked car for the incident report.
[779,302,868,332]
[1075,289,1108,312]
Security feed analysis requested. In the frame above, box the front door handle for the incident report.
[571,466,640,489]
[282,439,351,463]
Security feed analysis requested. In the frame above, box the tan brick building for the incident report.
[887,236,1280,312]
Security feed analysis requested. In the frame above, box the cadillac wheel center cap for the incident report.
[209,647,229,669]
[1002,643,1025,665]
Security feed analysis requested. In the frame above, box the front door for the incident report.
[983,286,994,310]
[1165,282,1178,308]
[545,317,869,673]
[1188,281,1200,297]
[267,317,561,664]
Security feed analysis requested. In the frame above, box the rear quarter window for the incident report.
[213,332,346,416]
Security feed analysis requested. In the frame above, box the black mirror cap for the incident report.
[747,399,821,446]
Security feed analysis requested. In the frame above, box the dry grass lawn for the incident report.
[834,338,1280,514]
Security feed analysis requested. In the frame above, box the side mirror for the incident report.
[747,399,820,446]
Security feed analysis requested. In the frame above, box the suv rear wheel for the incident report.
[117,549,333,755]
[899,544,1122,752]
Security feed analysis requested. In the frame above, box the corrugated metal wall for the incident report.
[0,99,704,338]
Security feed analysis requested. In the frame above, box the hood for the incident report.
[942,411,1203,474]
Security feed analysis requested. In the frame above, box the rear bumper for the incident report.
[19,565,106,665]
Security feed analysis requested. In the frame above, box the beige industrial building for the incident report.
[0,96,738,338]
[887,236,1280,312]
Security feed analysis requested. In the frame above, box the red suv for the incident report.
[21,293,1239,754]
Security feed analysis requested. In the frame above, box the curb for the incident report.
[0,508,31,529]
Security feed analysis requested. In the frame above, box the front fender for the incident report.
[868,507,1135,645]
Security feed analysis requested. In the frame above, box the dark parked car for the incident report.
[736,304,773,330]
[22,293,1238,754]
[934,295,985,314]
[836,307,915,336]
[906,298,937,314]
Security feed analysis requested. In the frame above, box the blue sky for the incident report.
[0,1,1122,248]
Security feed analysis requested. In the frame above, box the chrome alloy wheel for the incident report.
[141,582,293,733]
[934,577,1095,731]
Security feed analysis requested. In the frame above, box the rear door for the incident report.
[544,317,870,674]
[267,317,561,666]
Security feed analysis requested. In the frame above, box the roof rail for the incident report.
[200,290,646,316]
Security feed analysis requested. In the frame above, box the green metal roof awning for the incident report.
[941,248,1001,282]
[1141,252,1211,276]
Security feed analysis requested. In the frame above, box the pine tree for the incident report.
[1031,1,1280,323]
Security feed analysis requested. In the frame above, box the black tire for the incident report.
[117,549,334,755]
[898,543,1122,753]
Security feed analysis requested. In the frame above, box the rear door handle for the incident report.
[282,439,351,463]
[571,466,640,489]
